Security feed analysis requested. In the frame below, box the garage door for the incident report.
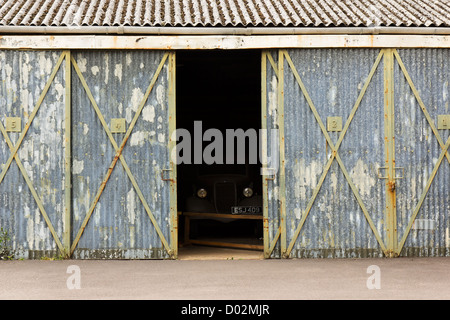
[0,50,68,259]
[262,49,392,258]
[394,49,450,257]
[70,51,177,259]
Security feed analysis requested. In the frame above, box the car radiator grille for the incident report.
[214,182,237,214]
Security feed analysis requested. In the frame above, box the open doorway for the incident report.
[176,50,262,256]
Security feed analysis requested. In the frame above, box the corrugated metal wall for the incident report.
[284,49,386,258]
[0,50,66,259]
[0,48,448,259]
[394,49,450,257]
[263,48,449,258]
[0,49,175,259]
[70,50,172,259]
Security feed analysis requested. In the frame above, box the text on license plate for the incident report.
[231,206,262,214]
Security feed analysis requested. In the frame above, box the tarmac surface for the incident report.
[1,245,450,301]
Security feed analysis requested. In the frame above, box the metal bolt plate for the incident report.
[327,116,342,132]
[437,115,450,130]
[5,117,21,132]
[111,118,126,133]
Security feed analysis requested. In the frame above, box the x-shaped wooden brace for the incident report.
[0,52,66,254]
[69,53,174,258]
[393,50,450,255]
[280,49,388,258]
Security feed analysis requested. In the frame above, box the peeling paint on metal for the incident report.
[70,50,172,259]
[72,159,84,175]
[350,159,376,197]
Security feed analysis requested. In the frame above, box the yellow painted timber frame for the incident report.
[262,48,450,258]
[0,50,178,259]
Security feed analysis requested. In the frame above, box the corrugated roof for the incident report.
[0,0,449,28]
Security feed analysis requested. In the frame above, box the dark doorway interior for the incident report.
[176,50,262,250]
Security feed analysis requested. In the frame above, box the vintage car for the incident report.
[184,164,262,215]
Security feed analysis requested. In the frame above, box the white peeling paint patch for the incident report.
[294,207,302,220]
[24,204,33,249]
[268,75,278,117]
[410,176,417,201]
[126,53,132,66]
[432,157,438,166]
[126,88,144,123]
[104,54,109,85]
[20,89,30,115]
[21,60,31,86]
[18,139,33,162]
[83,123,89,135]
[77,56,87,73]
[5,64,12,78]
[93,202,101,225]
[156,85,166,107]
[54,83,64,101]
[269,186,279,201]
[446,228,450,247]
[142,105,155,123]
[127,188,136,225]
[38,52,53,74]
[293,159,322,201]
[158,133,165,143]
[350,159,376,197]
[140,63,144,69]
[0,52,5,69]
[443,81,448,102]
[130,131,148,147]
[329,172,338,194]
[327,84,337,107]
[91,65,100,75]
[72,159,84,175]
[114,63,122,82]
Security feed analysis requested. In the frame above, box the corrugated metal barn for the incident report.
[0,0,449,259]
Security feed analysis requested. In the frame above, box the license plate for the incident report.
[231,206,262,214]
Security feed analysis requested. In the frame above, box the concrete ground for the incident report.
[1,245,450,301]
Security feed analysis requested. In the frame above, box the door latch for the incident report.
[377,167,404,180]
[261,167,276,181]
[161,168,174,182]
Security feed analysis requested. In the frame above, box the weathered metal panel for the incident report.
[70,50,172,259]
[394,49,450,257]
[0,50,66,259]
[282,49,386,258]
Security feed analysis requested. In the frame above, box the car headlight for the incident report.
[243,187,253,198]
[197,188,207,198]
